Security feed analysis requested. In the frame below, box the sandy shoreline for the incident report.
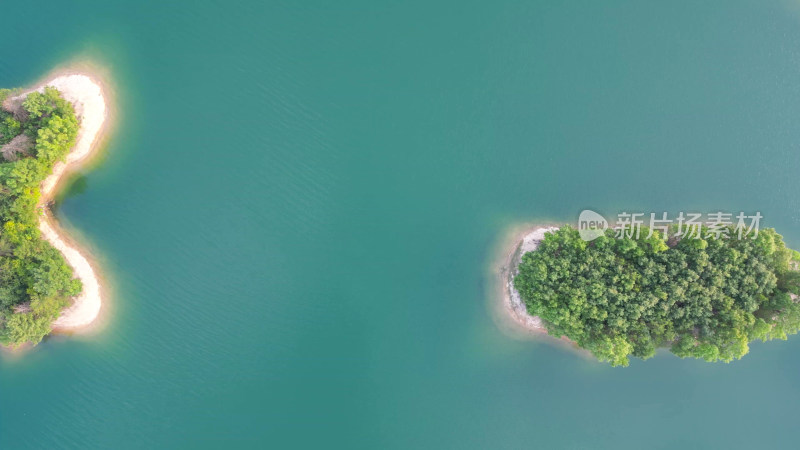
[489,223,591,355]
[10,73,109,331]
[496,225,559,334]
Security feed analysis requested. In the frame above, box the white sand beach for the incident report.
[12,74,108,330]
[498,226,559,333]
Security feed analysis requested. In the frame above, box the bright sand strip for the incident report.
[494,225,590,356]
[13,74,108,330]
[498,226,559,333]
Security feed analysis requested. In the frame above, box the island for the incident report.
[0,72,108,348]
[502,225,800,366]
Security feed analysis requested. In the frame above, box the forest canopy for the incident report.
[513,226,800,366]
[0,87,81,347]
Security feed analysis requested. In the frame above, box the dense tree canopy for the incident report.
[0,87,81,347]
[514,226,800,366]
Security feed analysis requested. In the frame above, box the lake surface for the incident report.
[2,1,800,448]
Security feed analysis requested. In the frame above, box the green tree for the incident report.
[514,226,800,366]
[0,87,83,347]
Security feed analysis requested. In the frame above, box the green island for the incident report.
[0,87,81,347]
[513,226,800,366]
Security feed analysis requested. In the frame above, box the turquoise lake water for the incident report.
[3,1,800,448]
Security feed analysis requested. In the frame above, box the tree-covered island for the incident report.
[0,87,82,347]
[513,226,800,366]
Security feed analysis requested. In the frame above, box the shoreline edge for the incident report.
[13,71,111,333]
[496,225,559,335]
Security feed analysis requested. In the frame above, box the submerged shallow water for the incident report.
[3,1,800,448]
